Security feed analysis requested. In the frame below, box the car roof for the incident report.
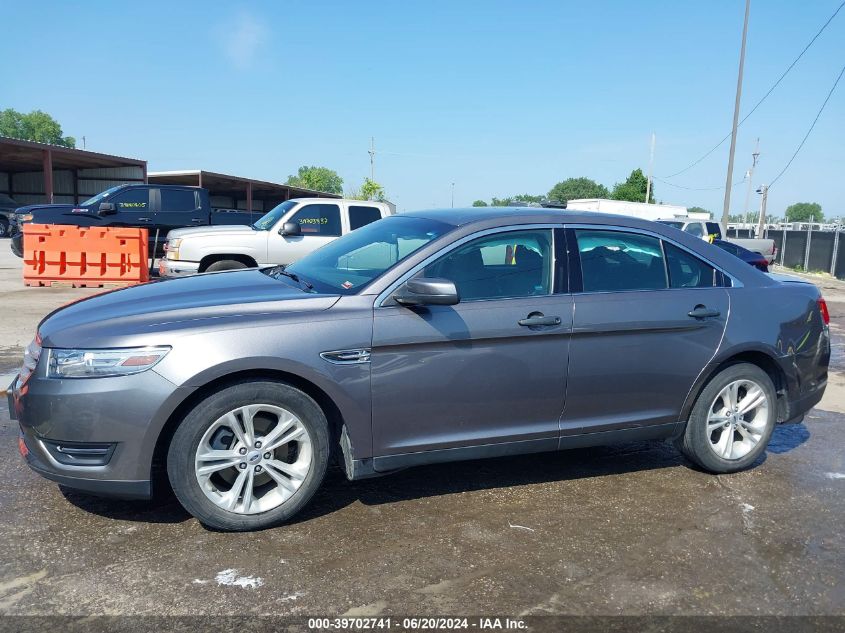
[401,206,670,230]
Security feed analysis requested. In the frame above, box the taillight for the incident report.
[819,297,830,326]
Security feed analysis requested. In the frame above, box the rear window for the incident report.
[160,189,198,213]
[576,229,667,292]
[706,222,723,238]
[348,205,383,231]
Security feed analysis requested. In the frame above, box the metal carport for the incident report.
[0,136,147,205]
[148,170,340,215]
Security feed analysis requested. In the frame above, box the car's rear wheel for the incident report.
[676,363,776,473]
[167,381,329,531]
[205,259,248,272]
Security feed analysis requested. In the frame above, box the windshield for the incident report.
[253,200,298,230]
[81,185,126,207]
[280,215,453,294]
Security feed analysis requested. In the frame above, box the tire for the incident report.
[676,363,777,473]
[205,259,248,272]
[167,380,330,531]
[0,218,8,238]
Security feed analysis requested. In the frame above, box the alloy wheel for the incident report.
[194,404,312,514]
[706,379,770,460]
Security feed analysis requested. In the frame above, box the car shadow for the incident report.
[59,427,810,529]
[291,439,687,526]
[767,422,811,454]
[59,485,191,524]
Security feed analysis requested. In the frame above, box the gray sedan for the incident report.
[9,208,830,531]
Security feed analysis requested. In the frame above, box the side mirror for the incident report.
[280,221,301,237]
[98,202,117,216]
[393,278,459,306]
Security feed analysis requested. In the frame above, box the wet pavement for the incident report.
[0,260,843,616]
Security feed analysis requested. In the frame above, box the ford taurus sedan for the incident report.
[9,208,830,531]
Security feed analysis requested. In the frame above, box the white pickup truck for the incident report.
[657,219,778,264]
[159,198,394,277]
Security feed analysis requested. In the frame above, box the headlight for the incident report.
[166,238,182,260]
[46,346,170,379]
[19,213,33,223]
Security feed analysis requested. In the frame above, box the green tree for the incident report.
[611,168,654,203]
[285,165,343,195]
[491,194,543,206]
[688,206,710,216]
[785,202,823,223]
[547,177,609,204]
[0,108,75,147]
[348,178,385,201]
[471,200,488,207]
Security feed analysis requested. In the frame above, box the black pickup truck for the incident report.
[11,183,258,258]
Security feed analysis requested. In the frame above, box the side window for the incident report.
[109,188,150,210]
[575,229,667,292]
[422,230,552,301]
[290,204,341,236]
[684,222,704,238]
[664,242,717,288]
[160,189,199,213]
[348,205,382,231]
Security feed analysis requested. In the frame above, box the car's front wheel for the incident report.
[167,381,330,531]
[677,363,777,473]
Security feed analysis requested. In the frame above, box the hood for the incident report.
[16,203,75,215]
[168,224,257,240]
[38,268,340,348]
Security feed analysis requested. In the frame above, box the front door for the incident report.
[370,227,573,458]
[267,202,342,265]
[561,227,729,435]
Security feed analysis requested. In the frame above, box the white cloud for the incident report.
[221,10,269,70]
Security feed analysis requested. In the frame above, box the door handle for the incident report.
[688,305,720,319]
[191,218,204,224]
[138,217,152,222]
[518,313,561,327]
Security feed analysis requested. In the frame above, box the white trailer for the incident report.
[566,198,688,221]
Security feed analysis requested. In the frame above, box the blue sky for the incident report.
[2,1,843,217]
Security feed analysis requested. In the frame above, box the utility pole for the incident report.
[756,184,768,237]
[743,138,760,232]
[82,136,86,150]
[451,182,455,208]
[368,137,375,181]
[645,132,656,203]
[722,0,751,232]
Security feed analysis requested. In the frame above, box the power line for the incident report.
[769,61,845,187]
[662,0,845,180]
[653,175,746,191]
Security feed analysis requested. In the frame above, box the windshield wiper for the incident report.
[268,265,314,290]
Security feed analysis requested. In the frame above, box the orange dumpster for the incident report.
[22,224,150,288]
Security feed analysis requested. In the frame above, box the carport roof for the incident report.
[0,136,147,172]
[147,169,341,199]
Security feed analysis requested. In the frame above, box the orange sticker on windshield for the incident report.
[342,281,354,289]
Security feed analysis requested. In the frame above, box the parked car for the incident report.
[10,207,829,531]
[159,198,394,276]
[10,184,265,258]
[712,239,769,272]
[658,219,777,264]
[0,193,20,238]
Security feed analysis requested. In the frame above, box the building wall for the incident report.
[0,166,145,205]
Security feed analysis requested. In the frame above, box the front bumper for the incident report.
[158,257,200,278]
[9,368,185,500]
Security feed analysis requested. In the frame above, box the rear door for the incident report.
[347,204,384,233]
[561,226,729,436]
